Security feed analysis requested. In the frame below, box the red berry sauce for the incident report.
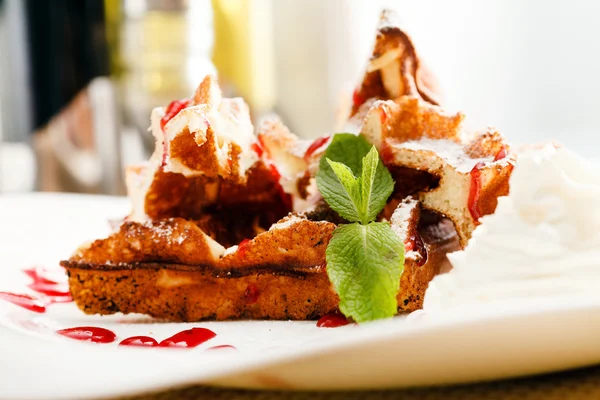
[0,266,73,312]
[0,292,46,313]
[317,313,350,328]
[56,326,117,344]
[207,345,236,351]
[304,135,331,161]
[119,336,159,347]
[160,99,191,131]
[237,239,252,259]
[493,146,508,162]
[468,161,486,222]
[159,328,216,348]
[251,142,264,158]
[268,163,293,211]
[352,89,366,109]
[404,232,428,267]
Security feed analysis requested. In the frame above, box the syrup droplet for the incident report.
[317,313,350,328]
[268,163,281,181]
[468,161,486,222]
[304,135,331,161]
[267,164,293,211]
[404,232,428,267]
[380,107,388,125]
[251,142,264,158]
[159,328,216,348]
[0,292,46,313]
[119,336,159,347]
[493,146,508,162]
[352,89,365,109]
[160,99,191,130]
[237,239,252,259]
[57,326,116,343]
[380,143,394,166]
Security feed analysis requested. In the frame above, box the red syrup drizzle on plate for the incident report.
[56,327,117,343]
[159,328,216,348]
[27,282,70,297]
[0,267,72,312]
[0,292,46,313]
[119,336,159,347]
[207,345,236,351]
[317,313,350,328]
[24,266,73,304]
[23,266,65,284]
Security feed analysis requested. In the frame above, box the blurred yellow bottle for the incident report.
[104,0,215,148]
[212,0,275,116]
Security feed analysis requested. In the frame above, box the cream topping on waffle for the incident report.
[163,97,258,178]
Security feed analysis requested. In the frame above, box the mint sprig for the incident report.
[316,134,404,323]
[326,223,404,322]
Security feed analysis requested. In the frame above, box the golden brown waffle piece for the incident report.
[350,9,442,117]
[126,75,266,222]
[126,159,288,225]
[62,202,458,320]
[360,98,514,246]
[343,10,513,247]
[162,75,258,182]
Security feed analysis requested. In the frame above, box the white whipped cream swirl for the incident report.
[423,144,600,310]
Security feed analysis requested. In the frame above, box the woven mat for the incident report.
[118,365,600,400]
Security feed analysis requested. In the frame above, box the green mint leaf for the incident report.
[322,158,362,222]
[326,222,404,323]
[316,134,394,223]
[320,133,372,175]
[360,146,394,222]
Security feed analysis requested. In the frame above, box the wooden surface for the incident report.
[119,365,600,400]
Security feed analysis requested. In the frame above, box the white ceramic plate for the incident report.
[2,193,600,400]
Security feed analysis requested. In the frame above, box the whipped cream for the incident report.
[423,144,600,310]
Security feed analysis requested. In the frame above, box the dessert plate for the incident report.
[1,193,600,400]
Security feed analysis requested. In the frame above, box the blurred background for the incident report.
[0,0,599,195]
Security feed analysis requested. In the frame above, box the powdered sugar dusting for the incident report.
[138,219,188,246]
[398,138,491,173]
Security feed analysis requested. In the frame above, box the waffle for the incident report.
[63,205,458,320]
[359,97,514,246]
[345,10,515,246]
[350,9,442,117]
[61,9,508,322]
